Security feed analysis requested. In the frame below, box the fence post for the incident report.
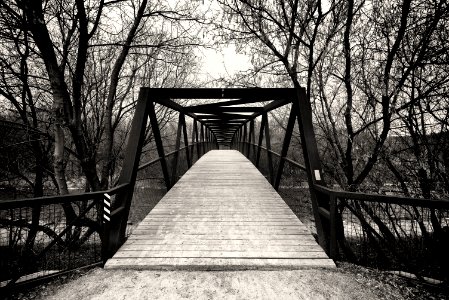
[101,194,112,263]
[329,194,338,259]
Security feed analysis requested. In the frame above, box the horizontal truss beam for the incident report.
[144,88,296,99]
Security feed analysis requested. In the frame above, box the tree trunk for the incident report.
[100,0,148,188]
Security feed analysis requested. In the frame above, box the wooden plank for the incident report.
[130,229,311,235]
[139,221,301,225]
[106,258,335,270]
[124,239,319,245]
[118,244,323,252]
[127,233,314,239]
[113,250,329,259]
[105,150,334,270]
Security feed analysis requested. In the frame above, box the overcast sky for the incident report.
[197,44,252,81]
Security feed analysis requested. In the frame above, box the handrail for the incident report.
[316,182,449,281]
[137,157,162,171]
[137,142,209,171]
[0,182,130,290]
[313,184,449,208]
[243,141,307,171]
[0,183,129,209]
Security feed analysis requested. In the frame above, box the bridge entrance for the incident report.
[103,87,334,267]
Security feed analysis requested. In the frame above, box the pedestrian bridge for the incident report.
[105,150,334,270]
[3,88,446,291]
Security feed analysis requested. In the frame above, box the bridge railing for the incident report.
[313,184,449,282]
[0,183,127,291]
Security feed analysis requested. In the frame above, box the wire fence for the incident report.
[337,197,449,282]
[0,195,104,290]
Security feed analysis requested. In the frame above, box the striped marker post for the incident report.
[103,193,111,222]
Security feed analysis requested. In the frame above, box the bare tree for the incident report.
[0,0,203,194]
[217,0,448,192]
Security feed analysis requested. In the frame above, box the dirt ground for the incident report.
[33,267,406,300]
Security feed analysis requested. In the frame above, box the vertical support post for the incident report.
[256,114,266,167]
[236,127,241,151]
[205,129,208,152]
[264,115,274,185]
[240,127,243,151]
[170,113,183,185]
[235,127,239,151]
[242,123,248,157]
[148,101,171,191]
[206,129,211,152]
[247,120,254,159]
[101,194,111,263]
[274,106,296,190]
[193,120,200,161]
[181,114,192,168]
[239,126,244,153]
[105,88,151,258]
[231,130,236,149]
[200,123,205,156]
[250,119,255,161]
[295,87,329,251]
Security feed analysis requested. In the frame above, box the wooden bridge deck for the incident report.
[105,150,335,270]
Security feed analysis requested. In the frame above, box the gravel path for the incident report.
[42,267,390,300]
